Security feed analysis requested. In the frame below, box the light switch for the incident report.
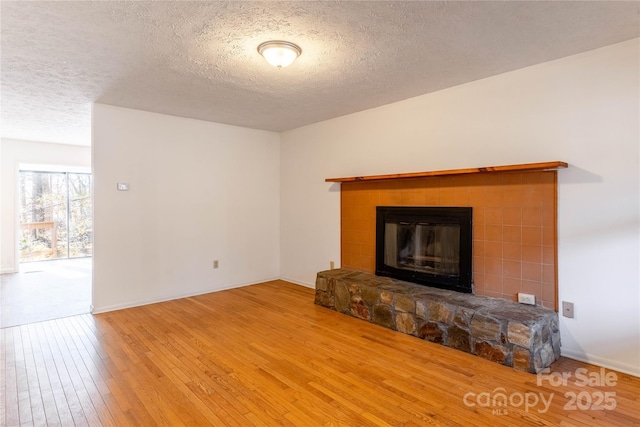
[117,183,129,191]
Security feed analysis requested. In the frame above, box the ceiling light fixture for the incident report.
[258,41,302,68]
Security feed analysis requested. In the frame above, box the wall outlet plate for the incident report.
[562,301,575,318]
[517,292,536,305]
[117,183,129,191]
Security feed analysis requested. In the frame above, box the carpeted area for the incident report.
[0,258,91,328]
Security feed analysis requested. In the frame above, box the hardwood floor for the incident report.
[2,280,639,426]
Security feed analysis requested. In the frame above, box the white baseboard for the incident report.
[561,348,640,378]
[91,277,279,314]
[279,276,315,288]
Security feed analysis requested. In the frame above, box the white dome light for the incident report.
[258,41,302,68]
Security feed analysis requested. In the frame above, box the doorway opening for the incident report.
[0,170,92,328]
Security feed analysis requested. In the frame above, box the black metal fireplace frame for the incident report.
[375,206,473,293]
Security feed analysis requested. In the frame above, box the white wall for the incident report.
[280,39,640,376]
[0,138,91,273]
[92,104,280,313]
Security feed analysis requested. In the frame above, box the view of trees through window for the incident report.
[19,171,92,262]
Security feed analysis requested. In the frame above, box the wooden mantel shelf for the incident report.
[325,161,568,183]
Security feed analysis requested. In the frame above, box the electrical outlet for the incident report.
[562,301,574,318]
[330,261,335,270]
[517,293,536,305]
[213,260,219,269]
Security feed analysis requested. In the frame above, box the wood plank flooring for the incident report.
[2,280,639,426]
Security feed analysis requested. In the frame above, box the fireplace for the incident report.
[375,206,472,293]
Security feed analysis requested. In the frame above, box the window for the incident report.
[19,171,92,262]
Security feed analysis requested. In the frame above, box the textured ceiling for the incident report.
[1,1,639,146]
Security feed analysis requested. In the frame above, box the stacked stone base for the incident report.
[315,269,560,373]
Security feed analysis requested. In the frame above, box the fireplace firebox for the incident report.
[375,206,472,293]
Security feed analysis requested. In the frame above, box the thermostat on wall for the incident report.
[117,183,129,191]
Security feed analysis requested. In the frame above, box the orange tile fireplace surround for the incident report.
[329,162,567,310]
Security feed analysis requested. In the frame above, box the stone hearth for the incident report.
[315,269,560,373]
